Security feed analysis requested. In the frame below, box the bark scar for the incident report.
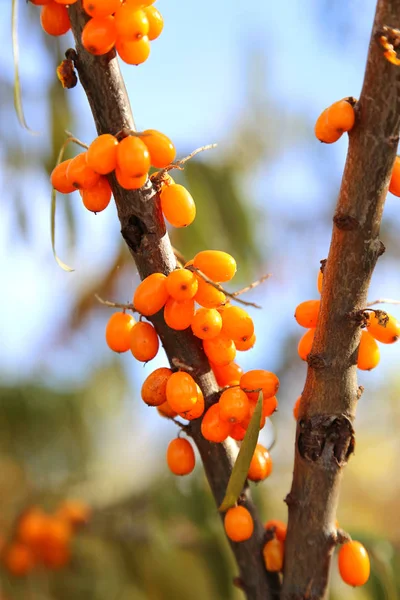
[298,415,355,466]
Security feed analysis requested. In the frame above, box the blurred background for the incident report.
[1,0,400,598]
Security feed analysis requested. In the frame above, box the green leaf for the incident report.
[12,0,39,135]
[51,188,74,272]
[219,391,263,512]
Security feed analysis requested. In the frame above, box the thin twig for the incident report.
[168,144,218,171]
[231,274,271,297]
[366,298,400,307]
[64,130,89,150]
[95,293,137,313]
[172,246,188,267]
[188,266,262,309]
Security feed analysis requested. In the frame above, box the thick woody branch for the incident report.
[68,3,279,598]
[282,1,400,598]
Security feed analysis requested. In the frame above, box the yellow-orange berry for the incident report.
[166,269,198,301]
[157,400,177,418]
[105,312,135,353]
[66,153,100,190]
[164,298,195,330]
[191,308,222,340]
[114,5,149,39]
[293,395,302,420]
[193,250,237,283]
[265,520,287,542]
[125,0,155,6]
[224,506,254,542]
[357,330,380,370]
[117,135,150,178]
[87,134,118,175]
[17,508,48,548]
[389,156,400,196]
[83,0,122,18]
[315,99,355,144]
[221,306,254,340]
[116,37,151,65]
[203,335,236,366]
[212,362,243,387]
[201,403,232,442]
[338,541,370,587]
[130,321,159,362]
[166,438,195,476]
[366,311,400,344]
[179,385,205,420]
[51,159,76,194]
[297,328,315,361]
[235,333,256,352]
[317,270,323,293]
[219,387,250,424]
[133,273,169,316]
[81,176,112,212]
[295,300,320,328]
[262,395,278,418]
[40,3,70,36]
[248,444,272,482]
[81,16,117,56]
[194,276,226,308]
[160,184,196,228]
[166,371,198,413]
[144,5,163,40]
[115,168,148,190]
[141,367,172,406]
[140,129,176,168]
[3,543,35,576]
[263,539,284,572]
[240,370,280,402]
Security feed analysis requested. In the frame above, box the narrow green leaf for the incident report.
[12,0,39,134]
[51,188,74,272]
[219,391,263,512]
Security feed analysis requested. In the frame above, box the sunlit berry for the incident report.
[116,37,151,65]
[140,130,176,168]
[141,367,172,406]
[314,99,355,144]
[160,184,196,228]
[366,311,400,344]
[389,156,400,196]
[191,308,222,340]
[81,176,112,212]
[40,3,70,36]
[166,371,198,413]
[115,168,148,190]
[263,539,284,572]
[144,5,164,40]
[203,335,236,366]
[293,395,302,420]
[179,385,205,420]
[240,370,280,402]
[81,16,117,56]
[297,328,315,361]
[317,270,323,293]
[87,134,118,175]
[130,321,159,361]
[194,276,226,309]
[229,422,247,441]
[83,0,122,19]
[338,541,370,587]
[212,362,243,387]
[357,330,380,370]
[219,387,250,424]
[157,400,177,419]
[133,273,169,316]
[224,506,254,542]
[221,306,254,341]
[114,4,149,39]
[295,300,320,328]
[66,152,100,190]
[166,437,195,476]
[166,269,198,301]
[201,403,232,442]
[248,444,272,482]
[164,298,195,330]
[193,250,237,283]
[51,159,76,194]
[117,135,150,178]
[105,312,135,353]
[235,333,256,351]
[262,395,278,418]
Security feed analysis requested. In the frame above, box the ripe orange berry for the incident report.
[297,328,315,361]
[317,270,323,293]
[160,184,196,228]
[166,437,195,476]
[212,362,243,387]
[3,543,35,576]
[221,306,254,340]
[17,508,48,548]
[264,519,287,542]
[166,371,198,413]
[51,159,76,194]
[240,370,280,402]
[235,333,256,351]
[30,0,53,5]
[86,134,118,175]
[262,395,278,418]
[389,156,400,196]
[141,367,172,406]
[224,506,254,542]
[164,298,195,330]
[130,321,159,362]
[248,444,272,482]
[105,312,135,353]
[157,400,177,418]
[114,5,149,39]
[201,403,232,442]
[83,0,122,18]
[116,37,151,65]
[357,330,380,370]
[179,385,205,420]
[140,130,176,168]
[82,16,117,56]
[35,517,72,569]
[133,273,169,316]
[144,6,164,40]
[116,135,150,178]
[263,539,284,572]
[229,422,247,441]
[295,300,320,328]
[125,0,155,6]
[166,269,198,301]
[203,335,236,366]
[54,0,78,3]
[241,401,266,430]
[338,541,370,587]
[56,500,91,529]
[115,167,148,190]
[191,308,222,340]
[40,3,70,36]
[219,387,250,424]
[366,311,400,343]
[315,99,355,143]
[193,250,237,283]
[66,152,100,190]
[194,276,226,308]
[293,395,302,420]
[81,176,112,213]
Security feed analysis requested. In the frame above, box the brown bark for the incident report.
[67,3,280,598]
[282,1,400,598]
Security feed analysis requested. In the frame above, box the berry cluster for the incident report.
[263,519,286,572]
[1,501,90,577]
[314,98,356,144]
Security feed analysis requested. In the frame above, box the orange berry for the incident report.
[87,134,118,175]
[203,335,236,366]
[130,321,159,362]
[315,99,355,143]
[262,395,278,418]
[3,543,35,576]
[219,387,250,424]
[193,250,237,283]
[224,506,254,542]
[36,517,72,569]
[166,437,195,476]
[229,422,247,441]
[40,3,70,36]
[194,276,226,308]
[201,403,232,442]
[221,306,254,340]
[115,167,148,190]
[357,330,380,370]
[212,362,243,387]
[298,328,315,361]
[294,300,320,328]
[314,109,342,144]
[56,500,91,529]
[166,371,198,413]
[126,0,155,6]
[81,176,112,213]
[248,444,272,482]
[164,298,195,330]
[30,0,53,5]
[293,395,302,420]
[366,311,400,343]
[133,273,169,316]
[157,400,177,418]
[105,312,135,353]
[144,6,163,40]
[17,508,48,548]
[264,519,287,542]
[160,184,196,228]
[166,269,198,301]
[235,333,256,352]
[241,401,266,430]
[141,367,172,406]
[54,0,78,3]
[140,130,176,168]
[263,539,284,572]
[114,5,149,39]
[240,370,280,402]
[191,308,222,340]
[116,36,151,65]
[317,270,323,293]
[338,541,370,587]
[51,159,76,194]
[389,156,400,196]
[66,152,100,190]
[82,16,117,56]
[83,0,122,18]
[116,135,150,178]
[179,385,205,420]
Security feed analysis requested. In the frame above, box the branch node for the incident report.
[333,213,359,231]
[284,492,299,507]
[377,240,386,256]
[356,385,365,400]
[307,353,328,369]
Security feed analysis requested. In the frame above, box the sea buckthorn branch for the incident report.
[366,297,400,306]
[67,3,279,598]
[95,293,137,313]
[282,1,400,598]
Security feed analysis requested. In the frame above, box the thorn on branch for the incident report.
[356,385,364,400]
[336,528,352,545]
